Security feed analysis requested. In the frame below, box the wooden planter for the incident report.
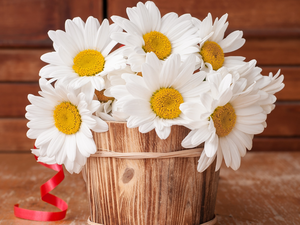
[85,121,219,225]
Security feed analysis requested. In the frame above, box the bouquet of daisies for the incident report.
[25,1,284,174]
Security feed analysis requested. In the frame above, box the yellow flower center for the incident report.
[211,103,236,137]
[73,49,105,77]
[142,31,172,60]
[53,102,82,135]
[150,87,183,119]
[95,89,114,103]
[200,41,224,70]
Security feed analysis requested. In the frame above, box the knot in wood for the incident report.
[122,168,135,183]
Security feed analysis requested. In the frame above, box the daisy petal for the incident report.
[47,132,65,158]
[91,115,108,132]
[204,132,218,157]
[76,132,96,157]
[235,123,264,135]
[220,137,231,167]
[155,126,171,139]
[182,130,198,148]
[191,127,211,147]
[85,16,98,49]
[65,134,77,162]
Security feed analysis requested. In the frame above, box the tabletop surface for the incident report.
[1,152,299,225]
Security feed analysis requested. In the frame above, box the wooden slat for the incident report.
[253,137,300,151]
[0,119,33,151]
[0,49,49,82]
[67,0,103,21]
[228,38,300,65]
[0,83,39,117]
[231,28,300,39]
[0,0,59,47]
[0,0,103,47]
[261,103,300,137]
[108,0,300,38]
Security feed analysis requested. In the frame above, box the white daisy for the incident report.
[181,68,267,171]
[230,60,285,115]
[257,70,285,115]
[111,1,199,72]
[95,99,128,122]
[25,78,108,173]
[107,65,136,86]
[40,16,126,91]
[94,69,130,122]
[94,87,115,121]
[192,13,245,71]
[106,52,207,139]
[95,99,114,121]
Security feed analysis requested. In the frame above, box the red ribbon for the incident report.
[14,154,68,221]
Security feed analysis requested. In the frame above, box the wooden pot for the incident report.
[85,121,219,225]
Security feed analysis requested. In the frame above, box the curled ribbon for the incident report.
[14,153,68,221]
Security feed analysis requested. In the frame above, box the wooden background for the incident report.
[0,0,299,152]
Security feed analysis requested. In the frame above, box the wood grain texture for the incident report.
[85,122,220,225]
[253,137,300,152]
[0,49,49,82]
[0,83,39,117]
[216,152,300,224]
[228,38,300,65]
[0,119,33,152]
[260,103,300,137]
[107,0,300,37]
[0,0,103,47]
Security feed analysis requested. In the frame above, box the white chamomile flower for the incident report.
[230,60,285,115]
[193,13,245,71]
[106,52,207,139]
[93,72,128,122]
[257,70,284,115]
[181,69,267,172]
[95,99,128,122]
[107,65,136,86]
[95,99,114,121]
[25,78,108,173]
[111,1,199,72]
[94,86,115,121]
[40,16,126,91]
[94,89,126,122]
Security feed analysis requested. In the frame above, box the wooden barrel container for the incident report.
[85,121,219,225]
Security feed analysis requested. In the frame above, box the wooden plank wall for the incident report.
[1,0,299,152]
